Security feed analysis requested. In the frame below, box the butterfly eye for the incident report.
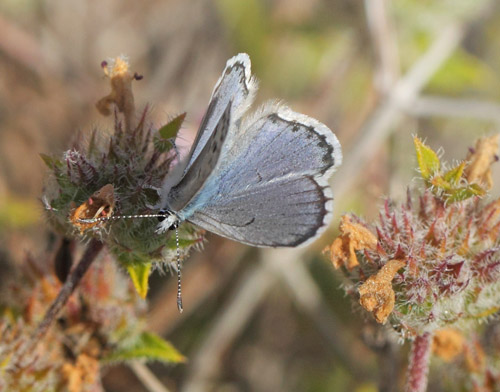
[158,210,167,222]
[157,209,169,222]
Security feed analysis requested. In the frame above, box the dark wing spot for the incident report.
[243,217,255,226]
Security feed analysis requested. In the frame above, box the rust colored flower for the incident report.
[327,134,500,392]
[432,328,464,362]
[42,56,203,297]
[324,215,377,270]
[62,354,100,392]
[70,184,115,234]
[96,56,139,131]
[358,259,406,324]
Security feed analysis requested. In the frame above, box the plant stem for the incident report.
[23,239,104,357]
[406,332,432,392]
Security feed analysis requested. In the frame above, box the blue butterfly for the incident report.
[158,53,342,249]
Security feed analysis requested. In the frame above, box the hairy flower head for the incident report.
[41,57,203,285]
[327,136,500,339]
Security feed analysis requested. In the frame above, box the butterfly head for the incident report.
[156,209,181,233]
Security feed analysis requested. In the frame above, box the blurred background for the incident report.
[1,0,500,391]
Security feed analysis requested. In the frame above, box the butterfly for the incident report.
[78,54,342,311]
[157,53,342,250]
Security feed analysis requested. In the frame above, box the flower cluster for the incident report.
[41,57,203,292]
[325,135,500,390]
[325,136,500,336]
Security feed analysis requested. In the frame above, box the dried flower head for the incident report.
[464,134,499,189]
[69,184,115,233]
[358,259,406,324]
[323,215,377,270]
[0,249,184,392]
[96,55,140,130]
[433,329,500,391]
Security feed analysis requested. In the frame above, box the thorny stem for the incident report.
[19,239,104,359]
[406,332,432,392]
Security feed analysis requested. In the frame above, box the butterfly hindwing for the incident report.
[183,103,342,247]
[159,54,342,247]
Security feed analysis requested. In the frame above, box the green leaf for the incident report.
[158,113,186,139]
[39,153,62,170]
[126,262,152,299]
[468,183,486,196]
[414,137,440,180]
[445,183,485,203]
[104,332,185,364]
[443,162,465,185]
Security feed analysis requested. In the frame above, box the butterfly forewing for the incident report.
[165,101,232,213]
[160,54,256,218]
[182,54,256,174]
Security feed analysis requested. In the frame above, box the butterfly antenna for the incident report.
[77,213,168,224]
[174,223,183,313]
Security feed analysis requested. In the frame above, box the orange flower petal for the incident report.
[432,328,464,362]
[324,215,377,270]
[358,259,406,324]
[70,184,115,233]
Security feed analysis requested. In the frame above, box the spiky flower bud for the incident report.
[41,57,203,294]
